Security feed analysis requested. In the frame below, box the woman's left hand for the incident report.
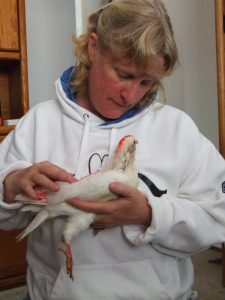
[68,182,152,229]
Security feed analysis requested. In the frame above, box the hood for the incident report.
[55,67,157,129]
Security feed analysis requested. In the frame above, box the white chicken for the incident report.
[15,135,138,279]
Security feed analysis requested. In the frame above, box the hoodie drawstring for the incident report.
[75,114,90,178]
[106,128,118,168]
[75,114,118,177]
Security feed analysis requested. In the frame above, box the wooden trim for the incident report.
[17,0,29,113]
[215,0,225,157]
[215,0,225,287]
[0,51,20,60]
[0,125,14,136]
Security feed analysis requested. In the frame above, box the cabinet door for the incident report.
[0,0,19,51]
[0,230,27,289]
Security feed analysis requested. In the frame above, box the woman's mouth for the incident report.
[109,98,128,108]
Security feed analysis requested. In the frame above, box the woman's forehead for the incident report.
[110,53,166,78]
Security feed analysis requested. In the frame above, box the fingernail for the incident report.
[52,183,59,191]
[109,182,117,189]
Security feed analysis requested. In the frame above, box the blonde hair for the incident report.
[72,0,178,107]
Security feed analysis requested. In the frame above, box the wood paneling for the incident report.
[0,0,19,51]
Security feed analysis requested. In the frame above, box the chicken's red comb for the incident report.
[118,135,133,150]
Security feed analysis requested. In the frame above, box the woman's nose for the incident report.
[120,81,143,105]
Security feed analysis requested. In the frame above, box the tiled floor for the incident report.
[192,248,225,300]
[0,285,27,300]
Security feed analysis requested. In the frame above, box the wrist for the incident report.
[3,171,20,204]
[141,203,152,227]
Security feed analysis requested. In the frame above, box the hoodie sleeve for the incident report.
[0,118,33,230]
[123,115,225,258]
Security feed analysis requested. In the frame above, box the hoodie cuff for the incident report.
[123,188,159,246]
[123,194,174,246]
[123,209,157,246]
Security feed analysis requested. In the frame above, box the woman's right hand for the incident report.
[3,161,76,204]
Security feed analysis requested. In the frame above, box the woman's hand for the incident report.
[68,182,152,228]
[3,161,76,204]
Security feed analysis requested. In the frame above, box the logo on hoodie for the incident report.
[138,173,167,197]
[222,181,225,193]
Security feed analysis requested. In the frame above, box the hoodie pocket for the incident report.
[50,259,169,300]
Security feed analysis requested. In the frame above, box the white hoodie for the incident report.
[0,68,225,300]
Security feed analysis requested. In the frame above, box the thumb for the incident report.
[109,182,136,198]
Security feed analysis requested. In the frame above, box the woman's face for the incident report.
[77,33,165,120]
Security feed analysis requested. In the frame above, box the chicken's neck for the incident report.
[112,151,136,172]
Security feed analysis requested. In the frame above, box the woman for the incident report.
[0,0,225,299]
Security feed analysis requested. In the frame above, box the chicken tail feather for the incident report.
[16,210,49,242]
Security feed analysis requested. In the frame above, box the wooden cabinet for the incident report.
[0,0,28,290]
[0,0,29,141]
[215,0,225,287]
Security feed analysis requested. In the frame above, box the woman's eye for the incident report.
[115,69,133,80]
[141,80,152,86]
[118,73,133,79]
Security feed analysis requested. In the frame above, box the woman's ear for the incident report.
[88,33,99,62]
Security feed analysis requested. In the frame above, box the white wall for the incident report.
[162,0,219,148]
[75,0,108,36]
[25,0,107,107]
[25,0,75,107]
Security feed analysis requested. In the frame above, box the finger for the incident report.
[109,182,137,198]
[37,162,76,183]
[68,198,114,214]
[21,184,40,200]
[91,215,110,228]
[93,214,112,224]
[92,213,121,228]
[32,173,60,192]
[90,221,106,229]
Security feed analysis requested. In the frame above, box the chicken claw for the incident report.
[58,242,74,280]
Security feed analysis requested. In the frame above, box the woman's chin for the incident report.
[100,111,124,120]
[97,107,127,120]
